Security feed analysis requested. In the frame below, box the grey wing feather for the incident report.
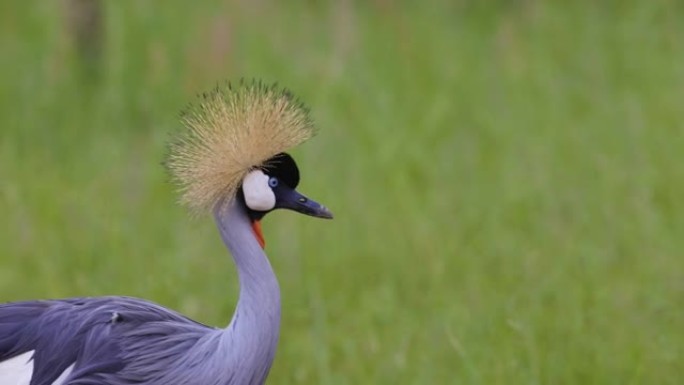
[0,297,215,385]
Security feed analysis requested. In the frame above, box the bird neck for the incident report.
[214,199,281,382]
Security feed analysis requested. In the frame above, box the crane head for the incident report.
[166,79,331,248]
[241,152,332,248]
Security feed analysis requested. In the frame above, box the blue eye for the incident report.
[268,177,279,188]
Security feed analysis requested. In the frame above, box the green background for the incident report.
[1,1,682,383]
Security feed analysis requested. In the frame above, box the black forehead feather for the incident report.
[263,153,300,188]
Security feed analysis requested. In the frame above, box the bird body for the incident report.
[0,81,331,384]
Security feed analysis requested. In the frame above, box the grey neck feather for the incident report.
[213,198,281,384]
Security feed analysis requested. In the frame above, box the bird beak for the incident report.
[276,187,333,219]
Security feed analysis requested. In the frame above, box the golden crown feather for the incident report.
[166,80,315,214]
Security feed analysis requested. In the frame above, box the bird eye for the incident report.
[268,177,279,188]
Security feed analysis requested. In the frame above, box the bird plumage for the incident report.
[0,198,281,385]
[0,296,210,384]
[0,80,331,384]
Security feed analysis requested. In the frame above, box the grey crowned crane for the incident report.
[0,81,332,384]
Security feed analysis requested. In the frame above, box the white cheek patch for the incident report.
[243,170,276,211]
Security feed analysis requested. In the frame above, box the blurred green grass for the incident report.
[1,1,683,383]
